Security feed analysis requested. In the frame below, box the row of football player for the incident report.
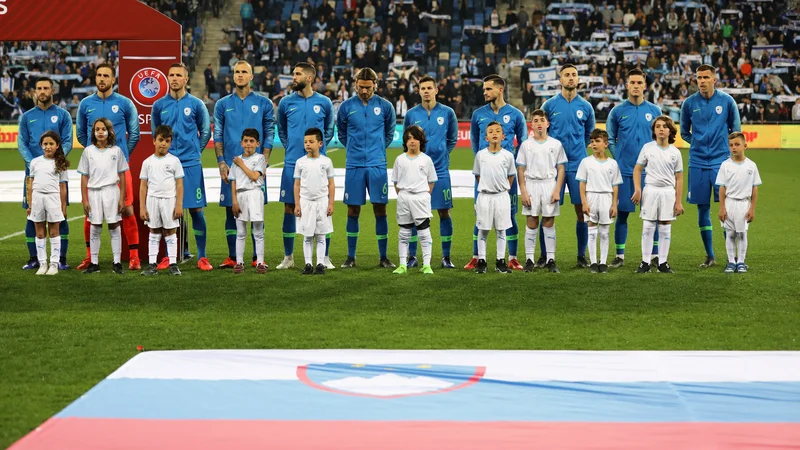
[19,62,753,275]
[24,113,760,276]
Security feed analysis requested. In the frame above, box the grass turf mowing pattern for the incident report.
[0,149,799,447]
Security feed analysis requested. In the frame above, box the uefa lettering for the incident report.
[129,68,168,107]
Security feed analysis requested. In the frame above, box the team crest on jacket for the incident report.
[374,107,381,115]
[184,107,191,116]
[297,363,486,398]
[437,117,444,125]
[577,110,584,119]
[111,105,120,114]
[503,115,510,123]
[645,113,653,121]
[715,105,723,114]
[50,116,58,123]
[313,105,321,114]
[251,105,259,114]
[130,67,167,107]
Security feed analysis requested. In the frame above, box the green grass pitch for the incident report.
[0,148,799,447]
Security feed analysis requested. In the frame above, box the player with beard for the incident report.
[465,75,527,271]
[275,62,335,270]
[541,64,595,268]
[76,63,141,270]
[17,77,73,270]
[151,63,212,271]
[336,67,397,268]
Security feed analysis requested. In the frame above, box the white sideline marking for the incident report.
[0,215,85,241]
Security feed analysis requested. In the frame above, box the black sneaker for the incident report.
[112,263,124,274]
[495,258,511,273]
[524,258,535,272]
[658,262,674,273]
[598,264,609,273]
[535,255,547,268]
[183,252,194,262]
[576,256,589,268]
[168,263,182,276]
[589,263,599,273]
[302,263,314,275]
[379,258,396,269]
[83,263,100,274]
[341,257,356,268]
[140,263,159,276]
[546,259,560,273]
[406,256,419,268]
[440,256,455,269]
[475,259,487,274]
[651,256,659,268]
[699,257,717,268]
[610,257,625,268]
[636,261,651,273]
[314,263,326,274]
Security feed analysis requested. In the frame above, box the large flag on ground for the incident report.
[10,350,800,449]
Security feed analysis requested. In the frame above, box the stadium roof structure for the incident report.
[0,0,180,41]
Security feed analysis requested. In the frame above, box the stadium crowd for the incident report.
[0,0,206,121]
[1,0,800,123]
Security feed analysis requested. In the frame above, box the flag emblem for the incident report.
[298,363,485,398]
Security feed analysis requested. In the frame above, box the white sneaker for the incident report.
[46,263,59,275]
[323,256,335,270]
[35,264,47,275]
[276,255,294,269]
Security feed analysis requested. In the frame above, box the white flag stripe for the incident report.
[107,350,800,383]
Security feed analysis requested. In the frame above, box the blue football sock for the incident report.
[282,213,296,257]
[538,225,547,259]
[440,216,453,257]
[698,204,714,258]
[346,215,359,258]
[325,233,331,256]
[408,226,418,257]
[25,220,36,259]
[376,215,389,259]
[58,219,69,262]
[576,220,588,258]
[225,208,236,259]
[615,211,629,256]
[652,226,660,258]
[250,223,257,260]
[472,225,479,257]
[189,209,207,258]
[507,214,519,258]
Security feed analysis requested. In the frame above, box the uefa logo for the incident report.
[129,68,167,107]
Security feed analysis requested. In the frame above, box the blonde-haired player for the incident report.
[139,125,185,276]
[293,128,336,275]
[473,121,517,274]
[577,129,622,273]
[632,116,685,274]
[516,109,567,273]
[716,132,761,273]
[229,128,267,274]
[392,125,438,275]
